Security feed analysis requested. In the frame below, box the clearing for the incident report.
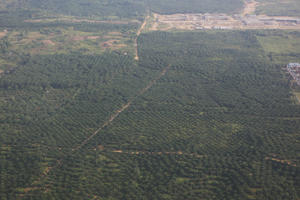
[0,30,7,38]
[148,0,300,31]
[241,0,259,16]
[149,13,300,31]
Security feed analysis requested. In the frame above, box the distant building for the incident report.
[287,63,300,85]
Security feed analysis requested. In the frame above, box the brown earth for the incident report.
[101,39,126,50]
[101,39,118,47]
[151,13,300,30]
[149,0,300,31]
[111,149,205,158]
[241,0,259,16]
[72,36,100,41]
[265,156,297,167]
[135,15,149,60]
[42,40,55,46]
[0,30,7,38]
[87,36,100,40]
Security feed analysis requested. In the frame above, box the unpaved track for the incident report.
[20,65,171,198]
[241,0,258,16]
[111,149,205,158]
[134,15,149,60]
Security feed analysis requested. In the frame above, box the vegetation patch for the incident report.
[149,0,244,14]
[256,0,300,17]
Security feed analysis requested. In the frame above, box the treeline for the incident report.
[0,0,244,23]
[149,0,243,15]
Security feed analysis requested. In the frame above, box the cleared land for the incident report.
[0,30,7,38]
[148,0,300,30]
[150,13,300,31]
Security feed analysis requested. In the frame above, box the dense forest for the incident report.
[1,31,299,199]
[0,0,300,199]
[0,0,244,19]
[148,0,243,14]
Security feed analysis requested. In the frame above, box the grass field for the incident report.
[293,92,300,104]
[256,30,300,64]
[256,30,300,105]
[256,0,300,17]
[4,27,135,55]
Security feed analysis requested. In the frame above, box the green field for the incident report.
[256,0,300,17]
[256,30,300,64]
[148,0,243,14]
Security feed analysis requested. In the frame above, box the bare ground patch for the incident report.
[241,0,259,16]
[150,12,300,31]
[101,39,125,50]
[148,0,300,31]
[42,40,55,46]
[265,156,297,167]
[0,30,7,38]
[135,15,149,60]
[71,35,100,41]
[111,149,205,158]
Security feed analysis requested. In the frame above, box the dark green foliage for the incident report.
[2,0,146,19]
[1,31,299,199]
[149,0,244,14]
[0,0,244,22]
[26,0,146,18]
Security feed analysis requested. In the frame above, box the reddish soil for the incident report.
[241,0,258,16]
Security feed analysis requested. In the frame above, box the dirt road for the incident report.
[111,149,205,158]
[241,0,258,16]
[134,15,149,60]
